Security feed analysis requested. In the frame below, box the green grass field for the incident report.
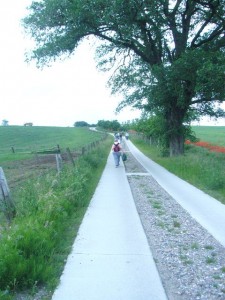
[0,126,104,163]
[191,126,225,147]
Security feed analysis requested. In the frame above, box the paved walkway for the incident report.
[52,138,225,299]
[126,140,225,248]
[52,147,167,300]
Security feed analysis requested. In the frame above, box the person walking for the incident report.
[112,139,122,167]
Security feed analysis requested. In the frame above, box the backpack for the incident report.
[113,143,120,152]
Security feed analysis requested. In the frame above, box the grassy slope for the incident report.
[0,126,103,162]
[0,126,103,151]
[191,126,225,146]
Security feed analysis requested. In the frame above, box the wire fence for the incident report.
[0,133,108,223]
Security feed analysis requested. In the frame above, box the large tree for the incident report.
[23,0,225,156]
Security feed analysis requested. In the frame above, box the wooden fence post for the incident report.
[0,167,10,199]
[66,148,75,166]
[0,167,16,222]
[56,154,63,173]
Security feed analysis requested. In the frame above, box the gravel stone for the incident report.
[123,142,225,300]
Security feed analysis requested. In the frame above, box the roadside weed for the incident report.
[191,243,199,250]
[204,245,214,250]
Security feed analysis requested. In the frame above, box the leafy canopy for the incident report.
[23,0,225,155]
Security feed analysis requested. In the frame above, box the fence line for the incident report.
[8,133,108,156]
[0,167,16,222]
[0,133,108,222]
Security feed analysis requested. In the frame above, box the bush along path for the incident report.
[122,140,225,300]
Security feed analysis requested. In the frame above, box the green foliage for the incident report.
[0,136,112,296]
[74,121,90,127]
[130,116,197,156]
[132,115,166,140]
[97,119,121,131]
[0,291,13,300]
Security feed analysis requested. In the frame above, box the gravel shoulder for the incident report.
[123,142,225,300]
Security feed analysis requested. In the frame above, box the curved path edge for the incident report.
[126,140,225,247]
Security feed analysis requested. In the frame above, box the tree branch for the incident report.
[170,0,183,15]
[191,97,224,105]
[192,25,224,48]
[163,41,173,62]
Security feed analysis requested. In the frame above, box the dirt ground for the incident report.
[2,151,80,191]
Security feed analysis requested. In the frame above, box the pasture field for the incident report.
[191,126,225,146]
[0,126,103,163]
[0,126,108,191]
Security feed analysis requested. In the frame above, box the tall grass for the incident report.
[131,136,225,205]
[0,136,112,299]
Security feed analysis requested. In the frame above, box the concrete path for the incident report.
[126,140,225,248]
[52,150,168,300]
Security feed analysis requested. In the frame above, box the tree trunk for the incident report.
[166,106,186,157]
[169,134,184,156]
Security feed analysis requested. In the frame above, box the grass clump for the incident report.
[173,220,181,228]
[152,201,162,209]
[204,245,214,250]
[191,243,199,250]
[206,256,217,264]
[179,254,193,265]
[0,136,112,298]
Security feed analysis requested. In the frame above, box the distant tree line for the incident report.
[97,120,121,131]
[74,121,96,127]
[74,119,129,132]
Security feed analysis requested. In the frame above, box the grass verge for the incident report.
[130,136,225,205]
[0,136,113,299]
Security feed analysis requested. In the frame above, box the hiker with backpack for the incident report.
[112,139,122,167]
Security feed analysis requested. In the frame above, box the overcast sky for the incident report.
[1,1,224,127]
[0,0,141,127]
